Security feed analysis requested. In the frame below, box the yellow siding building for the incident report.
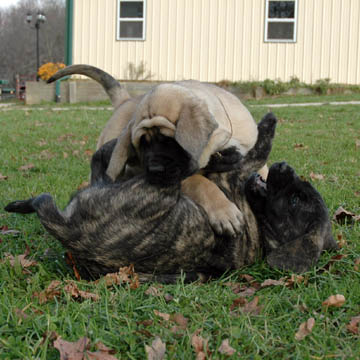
[70,0,360,84]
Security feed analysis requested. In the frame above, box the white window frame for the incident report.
[117,0,146,41]
[264,0,298,43]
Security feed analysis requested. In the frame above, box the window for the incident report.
[117,0,146,40]
[264,0,297,42]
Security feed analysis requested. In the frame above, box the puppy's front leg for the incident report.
[181,174,244,236]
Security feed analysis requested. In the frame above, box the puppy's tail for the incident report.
[47,64,131,108]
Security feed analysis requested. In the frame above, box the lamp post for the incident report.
[26,11,46,81]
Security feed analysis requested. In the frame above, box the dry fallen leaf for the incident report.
[333,206,360,224]
[346,315,360,334]
[1,225,20,236]
[295,317,315,340]
[153,310,170,321]
[0,173,8,181]
[218,339,236,356]
[230,296,262,315]
[355,139,360,149]
[354,258,360,271]
[14,308,29,320]
[336,233,347,248]
[53,336,117,360]
[261,278,286,288]
[145,337,166,360]
[77,181,89,190]
[170,313,188,330]
[191,331,209,360]
[95,265,139,289]
[3,249,38,269]
[37,139,47,146]
[65,252,82,280]
[294,143,309,150]
[322,294,346,308]
[33,280,62,304]
[18,163,35,171]
[64,281,99,302]
[145,286,163,297]
[310,172,325,181]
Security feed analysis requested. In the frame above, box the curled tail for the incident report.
[47,64,131,108]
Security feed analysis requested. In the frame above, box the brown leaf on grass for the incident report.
[53,336,118,360]
[355,139,360,149]
[191,331,210,360]
[310,172,325,181]
[37,139,47,146]
[95,265,140,289]
[145,286,163,297]
[65,252,82,280]
[153,310,170,321]
[230,296,262,315]
[235,286,257,297]
[218,339,236,356]
[72,150,80,157]
[58,133,75,142]
[294,143,309,150]
[86,342,118,360]
[260,278,286,288]
[14,308,29,320]
[145,337,166,360]
[39,149,55,160]
[354,258,360,271]
[77,181,89,190]
[164,293,174,303]
[354,191,360,197]
[170,313,188,330]
[84,149,94,157]
[63,152,69,159]
[336,233,347,248]
[3,248,38,269]
[0,173,8,181]
[322,294,346,308]
[1,225,20,236]
[285,274,306,287]
[238,274,261,289]
[320,254,347,273]
[18,163,35,171]
[333,206,360,224]
[34,280,62,304]
[64,281,99,301]
[346,315,360,334]
[295,318,315,340]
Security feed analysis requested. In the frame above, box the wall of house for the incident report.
[72,0,360,84]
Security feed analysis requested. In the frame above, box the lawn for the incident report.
[0,95,359,359]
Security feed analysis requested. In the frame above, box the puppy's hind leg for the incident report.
[5,194,69,239]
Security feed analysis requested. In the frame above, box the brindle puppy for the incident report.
[5,113,338,282]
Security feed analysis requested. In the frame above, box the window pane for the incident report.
[268,1,295,18]
[120,1,143,18]
[120,21,143,38]
[267,22,294,40]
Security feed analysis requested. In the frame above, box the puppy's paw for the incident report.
[208,201,245,236]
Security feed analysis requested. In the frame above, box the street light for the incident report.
[26,11,46,81]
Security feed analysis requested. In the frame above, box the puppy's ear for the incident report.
[106,125,132,181]
[266,232,322,273]
[175,101,218,165]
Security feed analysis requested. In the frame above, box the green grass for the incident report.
[0,96,359,359]
[245,93,360,106]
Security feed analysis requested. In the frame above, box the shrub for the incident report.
[38,62,66,81]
